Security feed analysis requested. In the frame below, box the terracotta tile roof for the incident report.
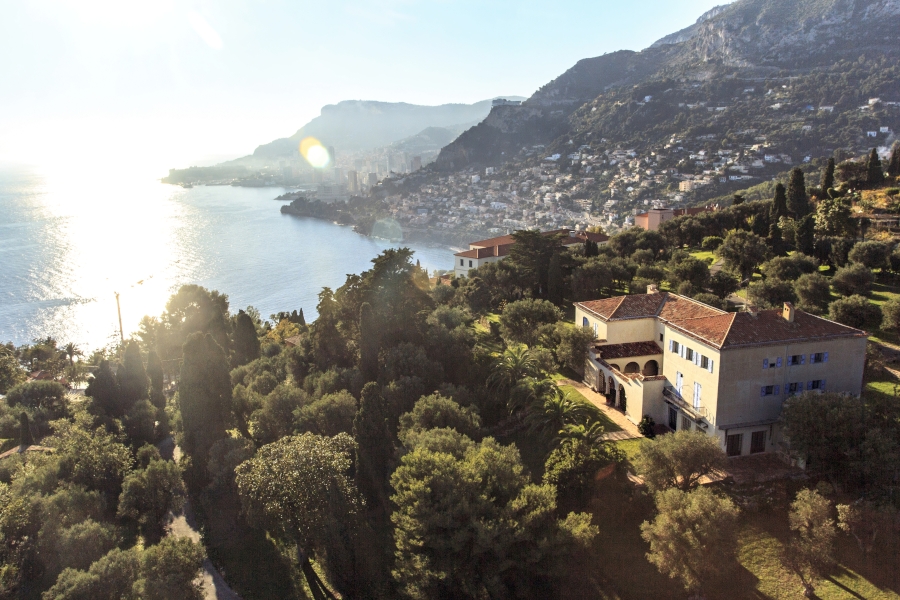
[670,310,867,349]
[578,292,721,322]
[469,234,516,248]
[595,341,663,359]
[657,294,726,321]
[579,297,627,320]
[455,244,511,259]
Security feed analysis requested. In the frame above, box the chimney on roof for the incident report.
[647,284,659,294]
[746,304,758,318]
[783,302,795,323]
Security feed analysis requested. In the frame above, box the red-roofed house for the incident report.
[634,206,715,232]
[453,229,609,277]
[575,289,867,459]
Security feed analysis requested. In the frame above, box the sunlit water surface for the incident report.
[0,164,452,351]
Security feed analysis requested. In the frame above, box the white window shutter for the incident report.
[669,340,674,352]
[708,359,714,373]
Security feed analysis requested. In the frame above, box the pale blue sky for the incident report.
[0,0,727,172]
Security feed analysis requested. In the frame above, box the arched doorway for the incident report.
[609,363,621,372]
[618,384,627,412]
[624,362,640,374]
[642,360,659,376]
[607,376,615,406]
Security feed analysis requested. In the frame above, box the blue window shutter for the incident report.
[763,358,769,369]
[774,385,780,395]
[760,386,766,397]
[824,352,828,363]
[776,357,782,368]
[583,317,589,327]
[821,379,826,389]
[806,381,812,390]
[809,353,815,363]
[801,355,806,365]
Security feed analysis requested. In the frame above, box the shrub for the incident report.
[828,295,881,329]
[831,263,874,296]
[747,279,797,309]
[794,273,832,313]
[848,240,890,270]
[701,236,723,251]
[637,415,656,439]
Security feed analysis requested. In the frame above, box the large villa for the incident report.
[576,287,868,458]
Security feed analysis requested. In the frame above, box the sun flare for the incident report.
[299,137,331,169]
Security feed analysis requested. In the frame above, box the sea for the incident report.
[0,163,454,353]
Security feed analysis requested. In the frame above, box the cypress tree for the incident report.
[179,332,231,481]
[547,252,564,305]
[353,382,392,508]
[359,303,379,382]
[232,309,261,367]
[786,168,810,218]
[771,183,789,221]
[19,412,34,447]
[822,157,836,192]
[888,143,900,178]
[797,214,816,256]
[768,222,785,257]
[297,308,306,327]
[118,341,149,409]
[147,350,166,410]
[867,148,885,186]
[85,359,122,417]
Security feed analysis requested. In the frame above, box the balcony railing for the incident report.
[663,386,709,421]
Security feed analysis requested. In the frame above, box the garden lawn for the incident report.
[559,477,900,599]
[690,249,716,264]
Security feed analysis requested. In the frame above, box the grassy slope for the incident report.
[560,384,623,433]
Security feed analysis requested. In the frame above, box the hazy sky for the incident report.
[1,0,727,174]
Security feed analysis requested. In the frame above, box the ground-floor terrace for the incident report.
[583,341,781,458]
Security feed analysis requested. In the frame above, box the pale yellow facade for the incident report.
[576,294,868,457]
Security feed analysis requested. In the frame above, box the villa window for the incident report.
[788,354,804,366]
[670,340,680,354]
[460,259,464,266]
[750,430,766,454]
[469,260,473,267]
[700,356,709,369]
[680,415,692,431]
[685,348,694,362]
[807,379,826,391]
[787,382,803,395]
[810,352,828,364]
[760,385,780,397]
[726,433,743,457]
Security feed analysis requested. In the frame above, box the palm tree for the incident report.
[525,389,588,441]
[62,343,82,366]
[557,420,606,445]
[487,345,541,391]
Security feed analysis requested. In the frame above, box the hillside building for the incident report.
[633,207,715,231]
[453,229,609,277]
[575,290,867,458]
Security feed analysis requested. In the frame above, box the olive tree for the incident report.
[634,430,727,493]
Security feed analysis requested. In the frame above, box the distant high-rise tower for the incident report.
[328,146,336,166]
[367,172,377,188]
[412,156,422,171]
[347,170,358,193]
[333,167,343,184]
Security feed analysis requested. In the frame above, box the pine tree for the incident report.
[888,143,900,178]
[359,303,379,382]
[118,341,149,409]
[732,194,745,206]
[787,168,810,218]
[822,157,836,192]
[547,252,564,305]
[232,309,261,367]
[867,148,885,186]
[19,412,34,447]
[771,183,789,221]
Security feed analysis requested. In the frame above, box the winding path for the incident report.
[157,437,242,600]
